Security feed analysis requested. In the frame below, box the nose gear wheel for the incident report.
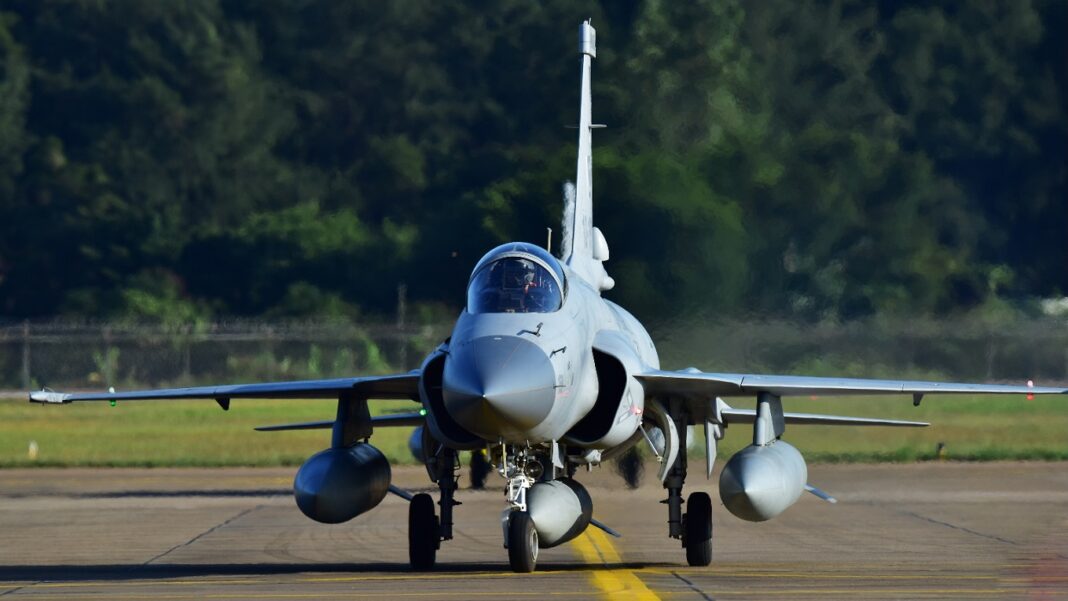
[507,511,539,573]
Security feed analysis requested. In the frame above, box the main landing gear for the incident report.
[684,491,713,566]
[408,446,460,571]
[408,493,438,569]
[661,402,714,567]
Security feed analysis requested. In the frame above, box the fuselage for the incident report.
[437,242,658,445]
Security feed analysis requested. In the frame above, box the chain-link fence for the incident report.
[0,321,452,391]
[656,316,1068,384]
[2,317,1066,392]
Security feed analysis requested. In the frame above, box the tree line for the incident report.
[0,1,1063,324]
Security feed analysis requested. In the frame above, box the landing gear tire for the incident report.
[409,493,439,570]
[507,511,538,573]
[684,492,713,567]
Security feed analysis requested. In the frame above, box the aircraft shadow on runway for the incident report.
[0,489,293,500]
[0,561,669,582]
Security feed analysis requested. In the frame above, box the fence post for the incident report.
[397,283,408,370]
[182,324,192,381]
[21,320,30,390]
[102,325,113,386]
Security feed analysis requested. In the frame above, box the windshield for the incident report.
[468,258,563,314]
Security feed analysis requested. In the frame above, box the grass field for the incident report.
[2,394,1067,467]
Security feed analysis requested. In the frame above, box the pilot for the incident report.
[519,263,558,312]
[494,260,533,313]
[474,258,558,313]
[521,266,537,292]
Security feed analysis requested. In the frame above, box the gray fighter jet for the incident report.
[31,21,1067,573]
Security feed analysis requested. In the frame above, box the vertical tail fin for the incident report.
[565,20,614,291]
[569,20,596,263]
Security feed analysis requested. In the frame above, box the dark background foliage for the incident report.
[0,0,1063,324]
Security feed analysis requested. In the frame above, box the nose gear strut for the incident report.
[492,443,542,572]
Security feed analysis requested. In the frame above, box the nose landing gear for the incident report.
[494,443,543,572]
[506,510,539,573]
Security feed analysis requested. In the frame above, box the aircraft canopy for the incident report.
[467,243,565,314]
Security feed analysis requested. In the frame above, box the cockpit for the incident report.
[467,243,566,314]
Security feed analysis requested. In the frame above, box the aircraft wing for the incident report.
[718,408,928,427]
[636,370,1067,400]
[29,372,421,404]
[254,412,425,431]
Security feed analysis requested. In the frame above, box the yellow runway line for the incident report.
[571,528,660,600]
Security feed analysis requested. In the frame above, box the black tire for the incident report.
[409,493,439,570]
[470,449,490,490]
[507,511,538,573]
[684,492,713,566]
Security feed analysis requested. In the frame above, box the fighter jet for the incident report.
[30,20,1067,573]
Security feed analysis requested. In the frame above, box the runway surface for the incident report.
[1,462,1066,600]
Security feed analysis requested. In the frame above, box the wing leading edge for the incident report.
[719,408,928,427]
[29,372,421,404]
[254,412,425,432]
[637,370,1067,399]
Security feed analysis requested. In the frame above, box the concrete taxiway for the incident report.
[0,462,1065,600]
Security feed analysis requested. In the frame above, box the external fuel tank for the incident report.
[293,443,391,524]
[719,441,807,522]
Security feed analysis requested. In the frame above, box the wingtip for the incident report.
[29,390,71,404]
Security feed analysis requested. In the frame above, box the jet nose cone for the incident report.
[442,335,556,440]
